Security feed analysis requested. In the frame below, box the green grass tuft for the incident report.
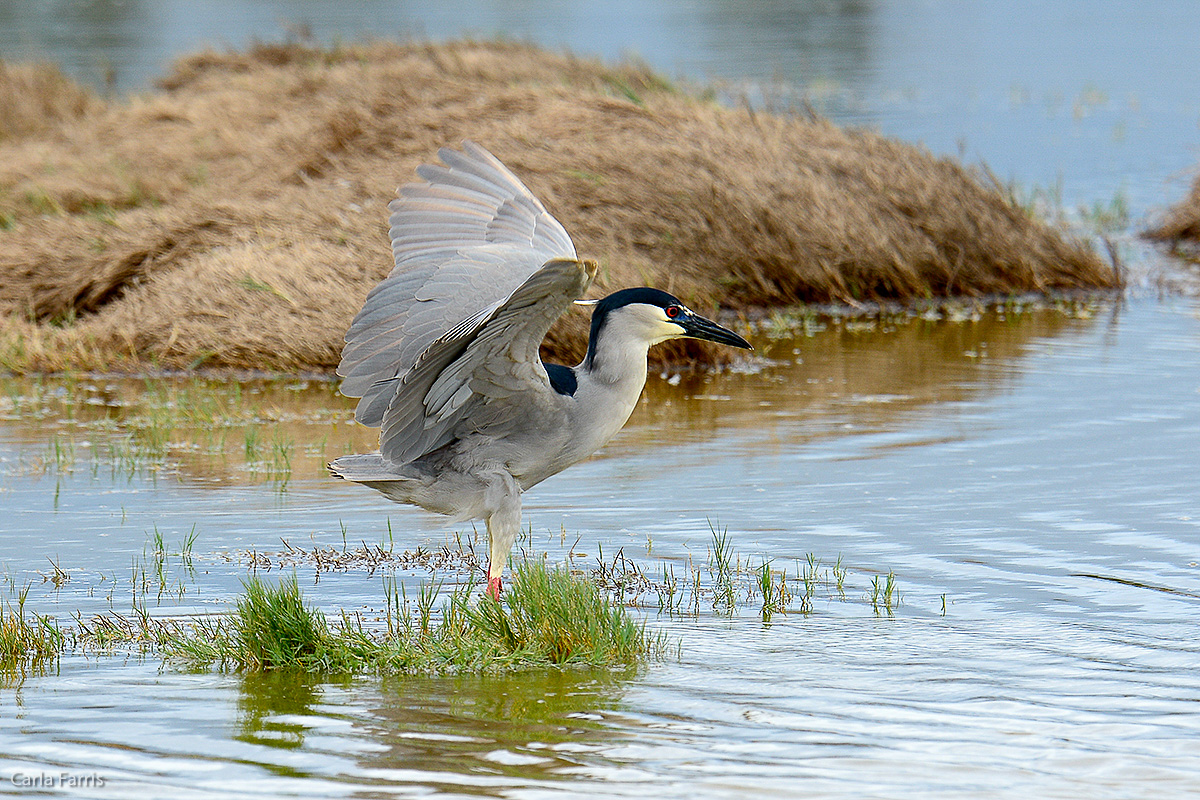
[234,574,326,669]
[870,570,900,615]
[1,587,64,678]
[475,560,652,666]
[165,560,664,674]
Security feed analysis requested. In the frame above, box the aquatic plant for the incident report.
[0,586,63,676]
[164,561,664,674]
[757,559,792,622]
[0,376,344,486]
[232,574,327,669]
[3,503,911,676]
[475,560,653,666]
[1146,168,1200,246]
[1079,187,1130,234]
[832,554,847,598]
[708,523,737,615]
[870,571,900,615]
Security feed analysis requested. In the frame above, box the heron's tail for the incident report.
[328,453,408,482]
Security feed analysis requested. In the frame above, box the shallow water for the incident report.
[2,296,1200,797]
[4,1,1200,796]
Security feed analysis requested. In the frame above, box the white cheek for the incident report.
[649,319,686,344]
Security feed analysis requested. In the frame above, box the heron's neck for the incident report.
[558,327,650,464]
[582,325,651,389]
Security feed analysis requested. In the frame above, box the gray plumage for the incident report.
[330,142,751,598]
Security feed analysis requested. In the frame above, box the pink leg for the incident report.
[483,473,520,603]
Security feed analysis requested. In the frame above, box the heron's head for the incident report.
[581,288,751,367]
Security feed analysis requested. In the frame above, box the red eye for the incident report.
[665,305,681,319]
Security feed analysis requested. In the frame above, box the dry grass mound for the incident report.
[0,61,97,142]
[0,40,1112,373]
[1146,172,1200,246]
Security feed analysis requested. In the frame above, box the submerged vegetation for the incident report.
[1,518,910,680]
[10,561,665,676]
[0,38,1112,374]
[637,526,898,621]
[0,375,361,486]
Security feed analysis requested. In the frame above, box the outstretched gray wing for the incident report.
[337,141,578,428]
[379,256,596,466]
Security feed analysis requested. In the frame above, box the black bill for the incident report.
[681,312,753,350]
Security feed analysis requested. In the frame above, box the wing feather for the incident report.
[337,141,579,430]
[379,257,595,465]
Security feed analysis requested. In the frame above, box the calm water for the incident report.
[3,1,1200,797]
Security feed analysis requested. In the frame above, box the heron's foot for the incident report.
[486,575,503,601]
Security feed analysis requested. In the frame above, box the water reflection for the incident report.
[624,303,1106,450]
[0,374,375,486]
[229,666,641,794]
[358,670,632,788]
[237,670,332,752]
[0,304,1110,486]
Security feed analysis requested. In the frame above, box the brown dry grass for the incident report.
[0,39,1113,373]
[0,61,97,141]
[1145,172,1200,245]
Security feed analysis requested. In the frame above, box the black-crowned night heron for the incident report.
[330,142,751,599]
